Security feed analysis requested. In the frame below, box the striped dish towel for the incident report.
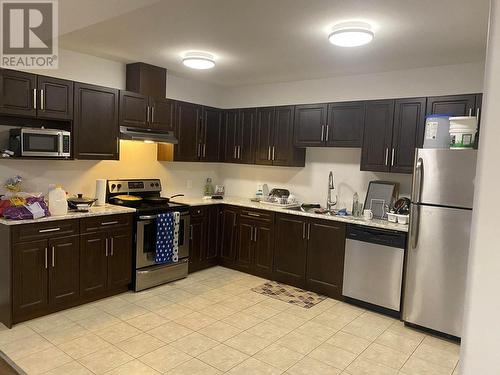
[154,212,180,264]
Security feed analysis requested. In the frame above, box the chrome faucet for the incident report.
[327,171,337,211]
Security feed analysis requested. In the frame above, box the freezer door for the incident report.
[403,204,472,337]
[412,149,477,209]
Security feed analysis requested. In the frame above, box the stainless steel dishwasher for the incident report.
[342,224,407,314]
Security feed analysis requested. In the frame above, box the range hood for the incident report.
[119,126,178,144]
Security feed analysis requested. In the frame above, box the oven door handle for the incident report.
[139,215,157,220]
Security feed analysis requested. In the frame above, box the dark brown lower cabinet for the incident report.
[306,219,346,299]
[274,214,346,298]
[188,205,221,273]
[107,228,133,289]
[48,236,80,308]
[219,206,239,266]
[235,217,254,272]
[273,214,308,288]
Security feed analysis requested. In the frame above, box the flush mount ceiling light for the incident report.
[182,52,216,69]
[328,22,374,47]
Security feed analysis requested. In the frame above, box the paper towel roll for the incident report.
[95,179,107,206]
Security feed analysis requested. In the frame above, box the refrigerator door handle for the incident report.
[410,204,420,249]
[412,157,423,203]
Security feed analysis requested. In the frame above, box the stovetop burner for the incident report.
[105,178,189,214]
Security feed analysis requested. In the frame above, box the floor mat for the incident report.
[0,351,26,375]
[251,281,326,309]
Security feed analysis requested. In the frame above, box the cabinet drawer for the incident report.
[190,206,207,218]
[80,214,132,233]
[240,209,274,223]
[12,219,79,243]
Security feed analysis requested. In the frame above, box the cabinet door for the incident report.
[206,205,221,261]
[255,107,274,165]
[224,110,239,163]
[235,217,255,272]
[13,240,49,320]
[107,228,132,289]
[426,94,476,117]
[273,214,307,288]
[391,97,426,173]
[0,69,36,117]
[119,90,148,129]
[37,75,73,120]
[80,232,108,298]
[293,104,328,147]
[74,83,119,160]
[239,108,256,164]
[175,101,202,161]
[361,100,395,172]
[306,219,346,299]
[327,101,365,147]
[48,236,79,308]
[150,97,175,131]
[254,222,274,279]
[201,106,222,162]
[273,106,305,166]
[220,207,238,265]
[188,215,206,273]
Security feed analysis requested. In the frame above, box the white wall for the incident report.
[220,62,484,108]
[461,1,500,374]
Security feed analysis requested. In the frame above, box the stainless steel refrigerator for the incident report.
[403,148,477,338]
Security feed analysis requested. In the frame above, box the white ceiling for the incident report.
[59,0,489,87]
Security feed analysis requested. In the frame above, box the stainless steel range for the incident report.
[106,179,190,291]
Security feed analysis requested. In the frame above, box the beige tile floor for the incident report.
[0,266,461,375]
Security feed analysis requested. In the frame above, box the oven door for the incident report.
[22,130,62,157]
[136,212,190,269]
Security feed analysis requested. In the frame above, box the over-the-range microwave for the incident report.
[9,128,71,158]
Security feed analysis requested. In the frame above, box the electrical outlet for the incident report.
[187,180,193,189]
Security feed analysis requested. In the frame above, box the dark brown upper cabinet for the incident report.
[174,101,202,162]
[150,97,175,131]
[391,97,426,173]
[361,98,426,174]
[200,106,223,162]
[327,101,365,147]
[36,76,73,121]
[255,106,305,167]
[126,62,166,99]
[224,110,240,163]
[0,69,72,120]
[426,94,478,117]
[74,82,119,160]
[293,103,328,147]
[361,100,395,172]
[119,91,149,129]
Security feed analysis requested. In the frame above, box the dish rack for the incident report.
[259,197,300,209]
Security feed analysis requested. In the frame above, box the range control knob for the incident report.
[155,182,160,187]
[111,184,116,190]
[117,184,122,190]
[150,182,155,187]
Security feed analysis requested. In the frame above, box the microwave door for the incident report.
[22,133,60,157]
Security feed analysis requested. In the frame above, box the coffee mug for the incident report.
[363,209,374,220]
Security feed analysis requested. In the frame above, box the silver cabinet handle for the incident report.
[476,107,480,122]
[110,237,114,256]
[272,146,275,161]
[385,148,389,166]
[325,125,329,142]
[203,144,206,157]
[105,238,108,257]
[233,145,237,159]
[139,215,157,220]
[320,125,325,141]
[237,145,241,159]
[151,106,155,123]
[39,227,61,233]
[51,246,55,267]
[197,143,201,158]
[33,89,37,109]
[302,222,306,239]
[189,224,193,240]
[247,212,260,217]
[40,89,44,110]
[307,223,311,240]
[254,227,258,242]
[391,148,395,166]
[468,107,473,116]
[44,247,48,269]
[268,146,271,161]
[101,221,118,226]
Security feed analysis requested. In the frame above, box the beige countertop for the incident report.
[0,204,136,226]
[173,196,409,233]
